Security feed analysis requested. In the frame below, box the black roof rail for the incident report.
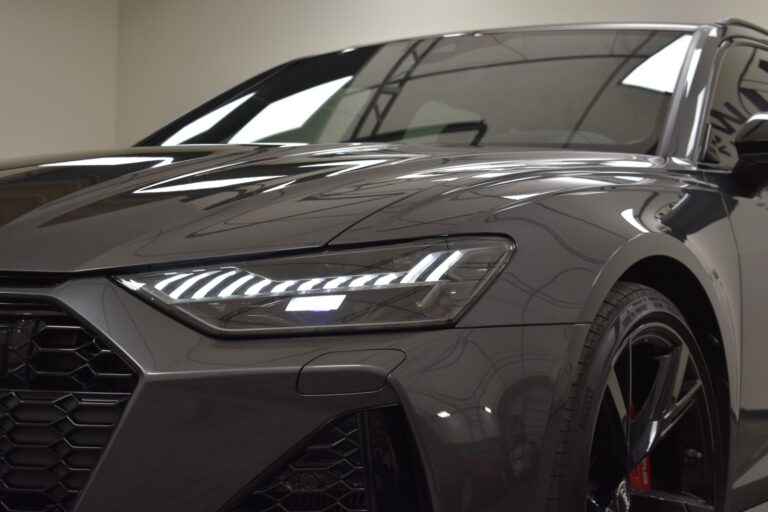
[716,17,768,37]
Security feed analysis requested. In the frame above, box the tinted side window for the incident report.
[706,45,768,166]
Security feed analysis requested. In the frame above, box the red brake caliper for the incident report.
[627,402,652,491]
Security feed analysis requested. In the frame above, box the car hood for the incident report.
[0,143,658,273]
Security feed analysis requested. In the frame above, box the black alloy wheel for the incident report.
[547,282,723,512]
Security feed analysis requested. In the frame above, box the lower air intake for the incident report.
[226,407,430,512]
[0,300,137,512]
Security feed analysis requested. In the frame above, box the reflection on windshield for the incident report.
[229,76,353,143]
[150,29,693,154]
[621,34,692,93]
[163,93,255,146]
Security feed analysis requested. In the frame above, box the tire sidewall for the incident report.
[558,287,721,510]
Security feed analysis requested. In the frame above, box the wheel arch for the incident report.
[580,233,736,473]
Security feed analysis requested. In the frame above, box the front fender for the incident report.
[333,170,740,407]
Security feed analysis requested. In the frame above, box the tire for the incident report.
[546,282,722,512]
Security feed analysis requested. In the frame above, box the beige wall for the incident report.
[0,0,118,159]
[3,0,768,156]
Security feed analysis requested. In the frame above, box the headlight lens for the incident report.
[116,237,513,335]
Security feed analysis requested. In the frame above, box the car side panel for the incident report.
[712,177,768,511]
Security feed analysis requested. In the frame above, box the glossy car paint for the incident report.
[1,20,768,512]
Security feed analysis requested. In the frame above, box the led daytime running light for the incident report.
[130,250,465,304]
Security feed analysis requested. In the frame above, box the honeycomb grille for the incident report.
[0,301,137,512]
[237,413,368,512]
[227,408,431,512]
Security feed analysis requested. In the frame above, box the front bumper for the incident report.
[0,278,588,512]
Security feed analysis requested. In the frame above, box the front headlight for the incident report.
[116,237,513,336]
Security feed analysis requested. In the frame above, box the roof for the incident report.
[402,22,700,44]
[717,17,768,36]
[419,19,768,42]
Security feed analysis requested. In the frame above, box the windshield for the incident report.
[146,29,693,154]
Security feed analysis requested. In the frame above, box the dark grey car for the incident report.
[3,18,768,512]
